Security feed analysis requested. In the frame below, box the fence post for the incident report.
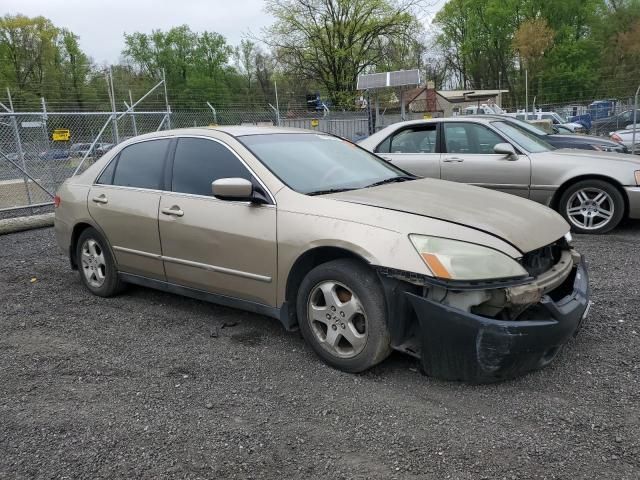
[633,85,639,155]
[41,97,50,151]
[108,68,120,144]
[128,90,138,137]
[162,68,171,129]
[6,88,33,211]
[274,79,280,126]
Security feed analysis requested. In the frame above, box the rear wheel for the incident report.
[76,227,123,297]
[558,180,624,234]
[296,259,391,373]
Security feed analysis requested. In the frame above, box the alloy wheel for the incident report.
[81,238,107,288]
[565,187,614,231]
[307,281,368,359]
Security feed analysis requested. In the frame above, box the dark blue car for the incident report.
[39,149,69,160]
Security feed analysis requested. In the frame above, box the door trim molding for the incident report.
[162,255,272,283]
[113,245,161,259]
[113,245,272,283]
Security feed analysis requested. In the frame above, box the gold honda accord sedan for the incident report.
[54,127,591,382]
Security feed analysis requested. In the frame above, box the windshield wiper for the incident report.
[364,175,415,189]
[306,187,356,196]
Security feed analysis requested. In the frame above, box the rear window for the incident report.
[111,139,170,190]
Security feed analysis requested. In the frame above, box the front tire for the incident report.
[76,227,123,297]
[296,259,392,373]
[558,180,624,234]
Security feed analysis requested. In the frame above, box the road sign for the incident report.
[52,129,70,141]
[310,119,319,128]
[21,121,42,128]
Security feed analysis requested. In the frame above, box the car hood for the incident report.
[550,134,620,146]
[326,178,568,254]
[550,148,640,165]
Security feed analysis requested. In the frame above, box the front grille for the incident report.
[521,240,564,277]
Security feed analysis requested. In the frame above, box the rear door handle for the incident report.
[92,194,108,204]
[443,157,464,163]
[161,206,184,217]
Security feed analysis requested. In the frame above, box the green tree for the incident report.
[264,0,422,106]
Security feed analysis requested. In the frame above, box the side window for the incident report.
[96,156,117,185]
[171,138,252,196]
[444,123,504,154]
[112,139,170,190]
[387,126,437,153]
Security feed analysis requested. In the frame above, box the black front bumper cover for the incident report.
[403,260,590,383]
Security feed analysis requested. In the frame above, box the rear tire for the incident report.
[76,227,123,297]
[296,259,391,373]
[558,180,624,234]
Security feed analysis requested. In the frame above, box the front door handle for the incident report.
[161,206,184,217]
[443,157,464,163]
[92,194,108,204]
[380,155,393,162]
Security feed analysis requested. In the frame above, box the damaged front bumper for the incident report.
[404,259,590,383]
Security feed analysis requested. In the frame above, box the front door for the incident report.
[87,138,171,280]
[375,123,441,178]
[158,136,277,307]
[440,122,531,198]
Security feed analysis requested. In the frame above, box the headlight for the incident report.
[635,170,640,186]
[409,235,528,281]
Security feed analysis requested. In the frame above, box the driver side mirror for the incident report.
[494,143,517,160]
[212,178,268,204]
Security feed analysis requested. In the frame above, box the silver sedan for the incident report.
[359,116,640,234]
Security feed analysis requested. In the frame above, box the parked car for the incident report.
[591,109,640,136]
[506,111,586,133]
[39,149,69,160]
[96,143,115,155]
[54,127,591,383]
[611,127,640,153]
[69,143,94,158]
[478,115,628,153]
[359,117,640,234]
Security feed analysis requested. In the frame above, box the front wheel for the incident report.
[296,259,392,373]
[558,180,624,234]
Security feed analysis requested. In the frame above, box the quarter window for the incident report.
[111,139,170,189]
[96,156,117,185]
[171,138,252,196]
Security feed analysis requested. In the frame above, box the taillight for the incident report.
[53,195,61,208]
[611,133,623,143]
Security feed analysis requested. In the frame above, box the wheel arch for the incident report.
[69,221,114,270]
[281,246,372,330]
[550,174,629,217]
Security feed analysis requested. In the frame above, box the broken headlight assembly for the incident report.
[409,234,528,281]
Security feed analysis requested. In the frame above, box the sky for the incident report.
[2,0,444,65]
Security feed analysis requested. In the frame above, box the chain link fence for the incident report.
[0,105,374,214]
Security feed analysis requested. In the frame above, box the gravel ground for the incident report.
[1,225,639,479]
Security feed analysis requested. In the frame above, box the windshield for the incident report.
[491,121,555,153]
[498,116,549,136]
[239,133,412,194]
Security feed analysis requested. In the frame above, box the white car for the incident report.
[506,111,585,133]
[611,126,640,154]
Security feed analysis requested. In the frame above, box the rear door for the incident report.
[440,122,531,198]
[87,138,171,280]
[158,136,277,307]
[374,124,441,178]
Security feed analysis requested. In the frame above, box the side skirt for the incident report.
[118,272,282,322]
